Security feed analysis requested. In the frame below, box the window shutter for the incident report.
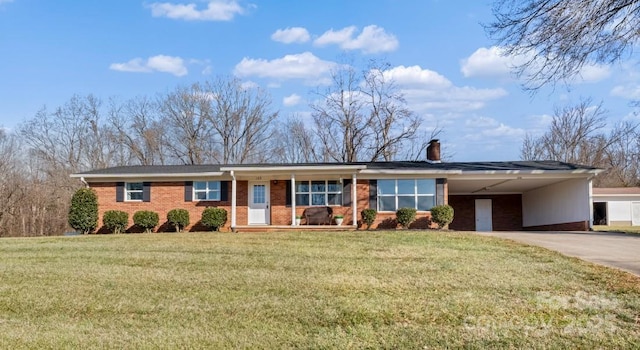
[285,180,291,206]
[342,179,352,207]
[184,181,193,202]
[436,178,446,206]
[116,182,124,202]
[368,180,377,210]
[142,182,151,202]
[220,181,229,201]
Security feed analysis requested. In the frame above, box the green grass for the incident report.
[594,225,640,234]
[0,231,639,349]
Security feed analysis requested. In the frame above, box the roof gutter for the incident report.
[220,165,366,172]
[70,172,225,179]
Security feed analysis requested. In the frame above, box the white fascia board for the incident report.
[358,169,461,175]
[452,169,600,180]
[70,172,224,179]
[221,165,366,172]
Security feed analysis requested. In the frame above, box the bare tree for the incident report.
[362,62,421,161]
[521,98,638,186]
[311,64,369,162]
[0,130,23,237]
[310,60,425,162]
[109,96,167,165]
[487,0,640,89]
[271,116,321,163]
[159,83,216,165]
[20,94,113,174]
[602,121,640,186]
[206,77,278,164]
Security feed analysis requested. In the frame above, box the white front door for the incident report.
[631,202,640,226]
[248,182,270,225]
[475,199,493,232]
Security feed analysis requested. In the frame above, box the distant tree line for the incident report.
[0,62,439,237]
[521,98,640,187]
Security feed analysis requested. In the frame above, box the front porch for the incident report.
[222,164,365,231]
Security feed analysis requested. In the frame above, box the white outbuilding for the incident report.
[592,188,640,226]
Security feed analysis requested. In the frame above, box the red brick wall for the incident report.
[523,221,588,231]
[448,194,523,231]
[91,181,243,233]
[91,178,447,232]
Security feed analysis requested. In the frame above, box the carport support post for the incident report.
[588,178,594,230]
[291,174,296,226]
[352,173,357,228]
[231,171,237,231]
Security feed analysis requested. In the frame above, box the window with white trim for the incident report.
[295,180,342,206]
[193,181,221,201]
[125,182,143,201]
[377,179,435,211]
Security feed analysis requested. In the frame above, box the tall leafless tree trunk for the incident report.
[206,77,278,164]
[159,83,216,165]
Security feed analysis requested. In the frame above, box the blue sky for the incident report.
[0,0,637,161]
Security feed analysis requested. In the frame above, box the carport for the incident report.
[446,168,599,231]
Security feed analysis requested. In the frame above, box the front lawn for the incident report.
[594,225,640,234]
[0,231,638,348]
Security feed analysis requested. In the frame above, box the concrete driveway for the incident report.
[477,231,640,276]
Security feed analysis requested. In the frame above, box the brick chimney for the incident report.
[426,139,441,163]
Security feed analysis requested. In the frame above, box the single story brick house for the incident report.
[71,141,601,232]
[592,187,640,226]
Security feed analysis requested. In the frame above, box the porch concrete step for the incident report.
[232,225,358,233]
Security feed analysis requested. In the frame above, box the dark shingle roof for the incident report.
[77,164,222,175]
[74,160,599,176]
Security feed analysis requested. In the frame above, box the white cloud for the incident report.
[382,65,507,113]
[234,52,336,82]
[460,46,527,79]
[461,46,611,83]
[382,65,451,89]
[462,116,525,144]
[611,84,640,100]
[110,55,188,76]
[241,80,259,90]
[314,25,398,54]
[147,0,245,21]
[283,94,302,107]
[271,27,310,44]
[574,64,611,83]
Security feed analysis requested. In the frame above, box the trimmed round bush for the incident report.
[103,210,129,234]
[68,188,98,235]
[361,209,377,230]
[167,209,190,232]
[430,204,454,229]
[133,210,159,233]
[201,207,227,231]
[396,207,417,229]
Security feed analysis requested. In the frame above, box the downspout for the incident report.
[587,174,595,231]
[80,177,90,188]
